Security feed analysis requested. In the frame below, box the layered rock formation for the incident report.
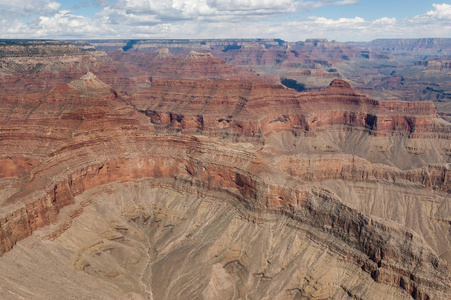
[0,42,108,93]
[110,49,279,84]
[89,39,360,90]
[350,38,451,55]
[87,38,451,123]
[130,79,449,157]
[0,42,450,299]
[148,51,278,83]
[0,41,150,96]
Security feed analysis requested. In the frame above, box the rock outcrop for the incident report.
[129,79,450,152]
[0,41,150,96]
[0,43,450,299]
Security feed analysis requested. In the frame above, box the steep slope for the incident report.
[112,49,279,84]
[0,72,450,299]
[0,41,150,96]
[129,78,450,168]
[0,181,447,300]
[0,42,110,93]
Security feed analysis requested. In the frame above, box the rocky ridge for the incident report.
[84,39,451,126]
[111,49,279,84]
[0,69,450,299]
[0,42,150,95]
[350,38,451,55]
[130,79,450,146]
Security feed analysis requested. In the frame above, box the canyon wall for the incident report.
[0,42,450,299]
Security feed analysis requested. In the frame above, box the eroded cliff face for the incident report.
[0,51,450,300]
[144,51,280,84]
[0,42,151,96]
[128,78,450,169]
[1,135,450,299]
[87,38,451,119]
[2,181,448,300]
[356,38,451,55]
[131,79,444,137]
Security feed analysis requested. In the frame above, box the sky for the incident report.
[0,0,450,41]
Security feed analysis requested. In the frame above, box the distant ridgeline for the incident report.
[3,38,450,56]
[346,38,451,55]
[0,39,64,45]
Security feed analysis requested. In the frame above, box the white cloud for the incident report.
[312,16,365,26]
[111,0,295,19]
[36,11,96,36]
[334,0,360,5]
[107,0,215,23]
[372,17,396,26]
[93,0,110,7]
[427,3,451,20]
[0,1,450,41]
[0,0,61,16]
[98,0,302,27]
[300,0,360,10]
[106,0,358,22]
[6,10,115,38]
[98,7,163,26]
[207,0,297,12]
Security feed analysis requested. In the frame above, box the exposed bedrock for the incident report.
[0,132,450,299]
[129,78,450,173]
[131,79,449,140]
[0,74,450,299]
[0,182,422,300]
[0,43,150,95]
[144,50,280,84]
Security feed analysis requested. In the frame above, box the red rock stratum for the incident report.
[0,46,450,299]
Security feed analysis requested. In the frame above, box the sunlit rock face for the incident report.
[0,41,450,300]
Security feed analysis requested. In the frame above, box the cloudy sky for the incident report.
[0,0,450,41]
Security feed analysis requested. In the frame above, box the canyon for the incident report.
[0,39,450,299]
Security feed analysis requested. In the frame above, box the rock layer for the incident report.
[0,53,450,299]
[129,79,450,171]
